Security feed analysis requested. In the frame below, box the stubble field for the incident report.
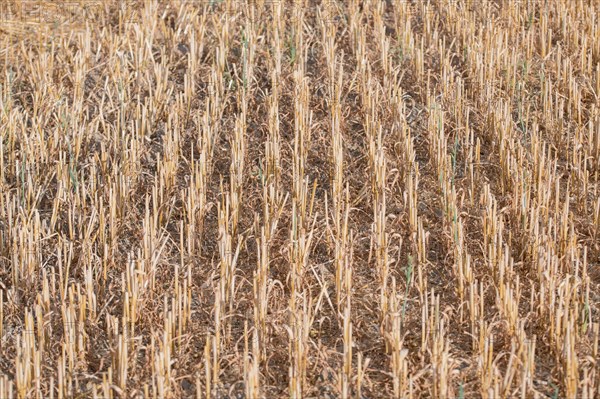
[0,0,599,398]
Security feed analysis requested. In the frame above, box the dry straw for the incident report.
[0,0,598,398]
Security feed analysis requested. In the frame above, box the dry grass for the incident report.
[0,0,599,398]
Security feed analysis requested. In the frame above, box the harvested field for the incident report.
[0,0,599,397]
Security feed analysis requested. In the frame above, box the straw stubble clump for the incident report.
[0,0,599,398]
